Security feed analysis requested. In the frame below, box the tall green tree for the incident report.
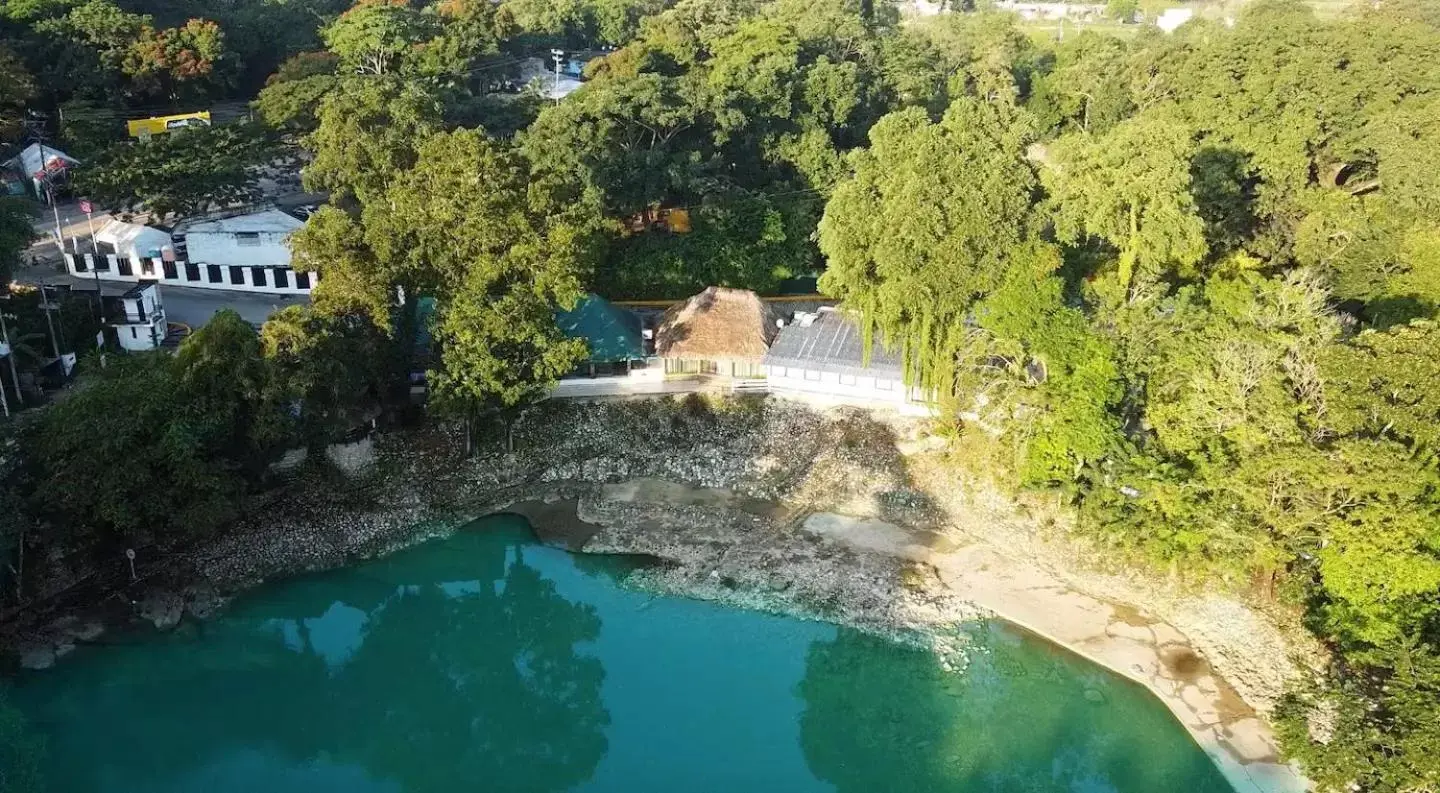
[303,76,441,206]
[262,304,391,449]
[73,123,278,219]
[365,129,595,444]
[0,198,37,283]
[1042,109,1207,294]
[0,46,35,140]
[818,99,1038,390]
[322,0,434,76]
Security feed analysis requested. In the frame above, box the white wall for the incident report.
[184,230,293,268]
[115,318,165,351]
[65,253,316,296]
[111,285,165,351]
[766,365,907,402]
[765,365,932,414]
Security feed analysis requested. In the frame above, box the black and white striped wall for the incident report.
[64,253,317,295]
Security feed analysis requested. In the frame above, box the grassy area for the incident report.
[1014,0,1359,44]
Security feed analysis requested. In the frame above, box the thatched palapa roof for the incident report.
[656,287,778,361]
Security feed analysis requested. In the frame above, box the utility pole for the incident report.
[23,113,64,254]
[80,198,102,321]
[551,49,565,105]
[38,285,61,360]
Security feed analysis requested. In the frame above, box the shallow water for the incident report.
[12,515,1233,793]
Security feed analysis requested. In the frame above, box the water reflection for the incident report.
[796,625,1233,793]
[16,521,1236,793]
[23,531,609,793]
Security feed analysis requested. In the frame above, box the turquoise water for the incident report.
[11,516,1233,793]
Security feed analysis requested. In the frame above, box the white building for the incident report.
[175,207,305,269]
[763,308,931,415]
[94,219,173,260]
[103,283,166,351]
[63,205,317,295]
[1155,7,1195,32]
[520,57,585,100]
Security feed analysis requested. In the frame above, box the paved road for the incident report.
[15,268,308,329]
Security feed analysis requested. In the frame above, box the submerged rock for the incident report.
[137,590,185,631]
[19,644,55,670]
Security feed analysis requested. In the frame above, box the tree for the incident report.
[818,99,1038,391]
[27,354,247,544]
[73,123,279,219]
[966,243,1124,484]
[123,17,233,102]
[32,0,150,97]
[1320,320,1440,465]
[174,309,286,474]
[363,129,595,447]
[253,51,341,132]
[1105,0,1138,22]
[0,46,35,140]
[363,128,599,298]
[0,199,37,283]
[303,77,441,206]
[1276,641,1440,793]
[288,206,395,325]
[428,285,587,442]
[261,304,392,449]
[322,0,434,76]
[1027,32,1133,134]
[1043,109,1207,294]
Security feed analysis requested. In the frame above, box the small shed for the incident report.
[556,293,646,374]
[3,143,79,197]
[95,219,173,260]
[655,286,777,378]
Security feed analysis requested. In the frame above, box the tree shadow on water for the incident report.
[796,625,1233,793]
[23,531,610,793]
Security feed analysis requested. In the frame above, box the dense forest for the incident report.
[2,0,1439,791]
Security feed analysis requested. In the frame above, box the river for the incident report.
[10,515,1234,792]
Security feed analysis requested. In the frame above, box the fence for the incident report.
[63,253,317,296]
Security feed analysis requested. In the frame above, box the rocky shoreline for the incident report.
[3,396,1317,793]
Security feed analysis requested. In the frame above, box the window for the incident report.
[839,373,857,386]
[251,267,267,287]
[229,266,244,285]
[130,327,137,339]
[73,256,87,273]
[185,263,200,281]
[207,264,222,283]
[295,272,311,290]
[235,232,261,247]
[117,259,133,277]
[803,369,821,382]
[162,261,177,280]
[95,256,110,272]
[140,259,154,276]
[273,268,289,289]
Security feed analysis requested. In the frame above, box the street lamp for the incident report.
[551,49,565,105]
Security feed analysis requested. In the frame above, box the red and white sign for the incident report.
[78,199,93,214]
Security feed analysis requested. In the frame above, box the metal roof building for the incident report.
[763,307,903,379]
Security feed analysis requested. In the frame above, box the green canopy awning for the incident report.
[555,294,645,363]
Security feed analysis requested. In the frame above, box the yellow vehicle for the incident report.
[126,111,212,139]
